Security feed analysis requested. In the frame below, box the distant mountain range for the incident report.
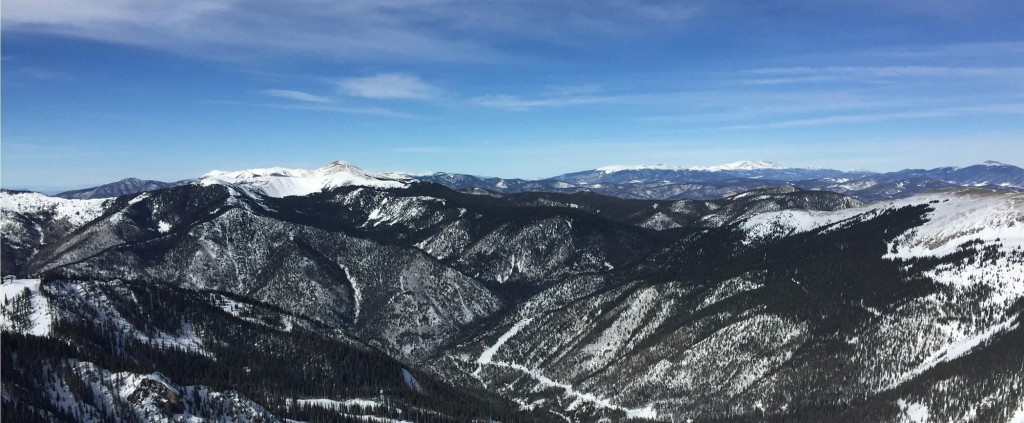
[43,160,1024,201]
[54,178,187,199]
[419,160,1024,201]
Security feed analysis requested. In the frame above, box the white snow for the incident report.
[487,360,657,419]
[0,191,107,227]
[898,400,930,423]
[63,361,272,423]
[296,398,381,410]
[884,190,1024,259]
[128,192,149,205]
[740,208,864,243]
[0,278,52,336]
[1010,400,1024,423]
[597,164,689,173]
[198,161,410,198]
[473,316,657,418]
[891,316,1019,388]
[597,160,786,173]
[474,318,533,374]
[293,399,412,422]
[739,190,1024,257]
[54,282,210,356]
[693,160,787,171]
[340,265,362,324]
[698,276,761,310]
[358,195,443,228]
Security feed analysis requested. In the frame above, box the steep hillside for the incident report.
[3,174,1021,422]
[1,278,552,422]
[431,189,1024,421]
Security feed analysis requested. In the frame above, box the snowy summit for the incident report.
[597,160,787,173]
[692,160,787,171]
[198,161,410,197]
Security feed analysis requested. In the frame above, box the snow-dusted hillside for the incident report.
[741,189,1024,257]
[1,191,110,276]
[3,173,1022,422]
[431,188,1024,421]
[198,160,410,197]
[2,277,535,422]
[1,191,107,228]
[1,279,53,336]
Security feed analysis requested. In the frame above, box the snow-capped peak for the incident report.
[199,161,410,197]
[981,160,1008,167]
[597,160,787,173]
[596,164,688,173]
[691,160,787,171]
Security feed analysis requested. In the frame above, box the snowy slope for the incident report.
[693,160,788,171]
[198,160,410,197]
[0,278,52,336]
[0,191,107,227]
[1,191,110,275]
[740,188,1024,254]
[597,160,787,173]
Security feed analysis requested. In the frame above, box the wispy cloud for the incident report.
[389,146,468,154]
[205,99,414,118]
[336,73,441,100]
[260,89,332,103]
[472,85,626,110]
[725,104,1024,129]
[746,66,1024,84]
[1,0,704,63]
[472,94,610,110]
[852,42,1024,62]
[277,102,416,119]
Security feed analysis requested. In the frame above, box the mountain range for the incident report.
[54,178,188,200]
[2,160,1023,422]
[50,160,1024,202]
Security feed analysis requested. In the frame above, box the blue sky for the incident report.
[2,0,1022,191]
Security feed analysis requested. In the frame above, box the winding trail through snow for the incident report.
[474,317,532,375]
[472,317,656,419]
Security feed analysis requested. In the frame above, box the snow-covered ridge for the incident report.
[597,160,787,173]
[694,160,787,171]
[740,189,1024,259]
[198,160,411,198]
[0,191,107,226]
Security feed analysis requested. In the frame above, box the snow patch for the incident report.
[891,315,1019,388]
[340,264,362,324]
[1010,400,1024,423]
[487,360,657,419]
[1,278,52,336]
[474,318,532,375]
[898,400,930,423]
